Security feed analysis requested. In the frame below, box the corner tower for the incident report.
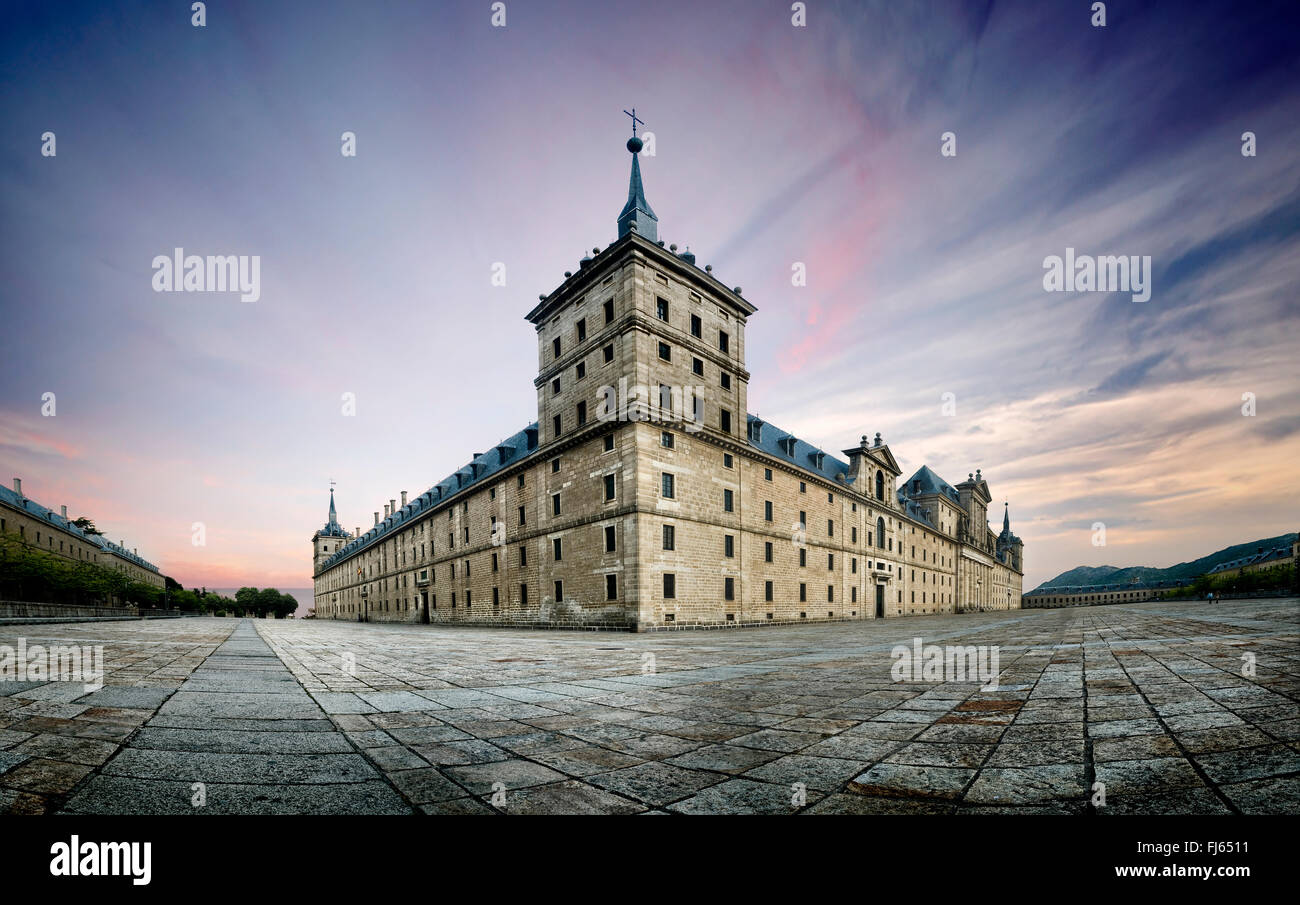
[311,488,351,574]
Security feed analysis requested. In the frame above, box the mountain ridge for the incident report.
[1033,533,1297,591]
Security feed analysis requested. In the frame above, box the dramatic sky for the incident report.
[1,0,1297,592]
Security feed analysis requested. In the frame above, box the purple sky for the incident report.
[2,0,1298,591]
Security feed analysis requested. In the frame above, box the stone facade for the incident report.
[313,134,1024,629]
[0,477,164,589]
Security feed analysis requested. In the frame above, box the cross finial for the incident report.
[623,107,644,138]
[329,478,336,490]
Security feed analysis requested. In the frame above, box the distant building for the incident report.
[0,476,164,589]
[312,122,1025,628]
[1021,579,1181,608]
[1205,539,1296,579]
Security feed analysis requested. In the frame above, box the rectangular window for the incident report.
[828,519,834,537]
[663,573,676,599]
[764,468,772,481]
[723,453,733,468]
[518,505,526,525]
[577,318,587,342]
[764,500,773,522]
[662,473,675,498]
[577,401,587,425]
[603,433,614,451]
[551,378,562,395]
[519,545,527,566]
[765,541,773,562]
[693,357,704,376]
[725,577,735,601]
[553,538,562,560]
[800,548,807,567]
[828,553,835,570]
[520,583,528,605]
[662,524,675,550]
[604,298,614,324]
[553,413,561,437]
[800,582,807,602]
[724,535,735,558]
[555,580,564,601]
[576,361,586,380]
[604,524,616,552]
[719,330,729,353]
[603,343,614,363]
[723,489,734,512]
[656,297,669,321]
[828,586,834,602]
[606,573,618,600]
[720,409,731,433]
[661,430,674,449]
[552,457,561,473]
[604,473,615,501]
[720,372,731,390]
[553,337,562,359]
[765,580,773,602]
[690,314,702,337]
[658,341,671,361]
[552,493,561,516]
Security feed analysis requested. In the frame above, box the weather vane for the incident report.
[623,107,644,138]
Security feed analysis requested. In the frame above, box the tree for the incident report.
[70,517,103,535]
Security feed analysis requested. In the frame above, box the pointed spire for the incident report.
[617,112,658,242]
[1001,502,1010,537]
[328,488,337,524]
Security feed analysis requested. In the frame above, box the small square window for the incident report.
[720,372,731,389]
[693,357,704,376]
[661,431,674,449]
[603,434,615,451]
[658,342,671,361]
[723,453,733,468]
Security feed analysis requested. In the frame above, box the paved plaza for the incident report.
[0,597,1297,815]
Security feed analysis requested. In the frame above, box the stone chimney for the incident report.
[383,504,390,518]
[401,491,408,508]
[389,499,396,517]
[12,477,21,496]
[61,505,67,518]
[374,511,380,525]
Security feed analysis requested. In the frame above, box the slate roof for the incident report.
[902,465,962,506]
[1206,545,1293,574]
[319,422,540,571]
[0,483,159,573]
[745,416,851,485]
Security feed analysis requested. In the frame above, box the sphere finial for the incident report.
[627,135,643,154]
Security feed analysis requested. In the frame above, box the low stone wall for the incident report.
[0,600,140,620]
